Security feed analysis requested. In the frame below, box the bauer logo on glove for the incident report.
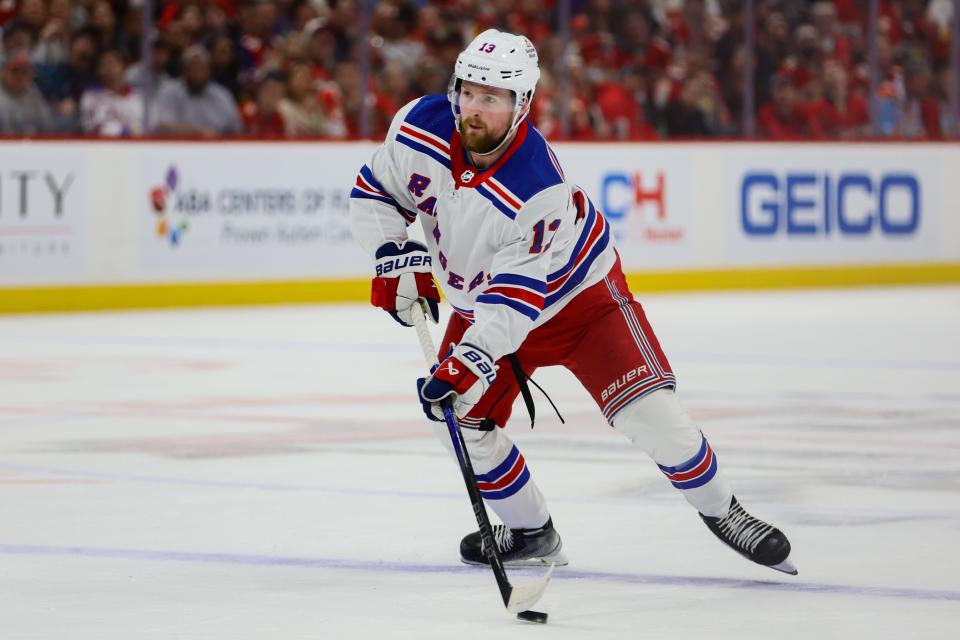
[370,240,440,327]
[461,347,496,385]
[418,342,497,421]
[375,253,431,276]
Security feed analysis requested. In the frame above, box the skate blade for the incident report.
[461,551,569,568]
[768,558,798,575]
[505,552,568,568]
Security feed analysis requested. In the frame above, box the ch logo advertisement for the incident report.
[599,170,684,243]
[739,171,921,237]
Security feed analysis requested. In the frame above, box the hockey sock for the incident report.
[613,388,733,517]
[432,421,550,529]
[655,432,733,518]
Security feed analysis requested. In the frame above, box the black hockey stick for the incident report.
[412,302,553,614]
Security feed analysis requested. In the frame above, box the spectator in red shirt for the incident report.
[593,75,642,139]
[757,73,813,140]
[833,0,863,27]
[530,66,595,141]
[811,1,852,67]
[503,0,554,45]
[577,30,629,72]
[806,59,870,139]
[241,70,286,137]
[0,0,18,26]
[783,24,822,94]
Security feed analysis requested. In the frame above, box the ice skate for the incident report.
[460,517,568,567]
[700,496,797,575]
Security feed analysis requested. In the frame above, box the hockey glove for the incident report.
[370,240,440,327]
[418,343,497,421]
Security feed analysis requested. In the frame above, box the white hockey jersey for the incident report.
[349,95,615,363]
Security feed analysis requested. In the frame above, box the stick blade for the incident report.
[505,563,555,614]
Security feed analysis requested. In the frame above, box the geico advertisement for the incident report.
[727,147,938,265]
[0,149,86,283]
[140,145,372,278]
[554,145,691,268]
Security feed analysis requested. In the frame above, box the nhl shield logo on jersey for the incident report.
[460,169,476,183]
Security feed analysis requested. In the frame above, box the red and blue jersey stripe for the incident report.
[350,164,416,223]
[395,96,454,169]
[396,123,452,170]
[657,434,718,490]
[475,445,530,500]
[545,195,610,308]
[476,273,546,322]
[484,124,565,203]
[467,120,564,220]
[475,177,523,220]
[451,304,475,323]
[544,143,565,181]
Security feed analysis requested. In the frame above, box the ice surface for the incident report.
[1,287,958,639]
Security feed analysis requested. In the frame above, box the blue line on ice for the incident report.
[1,542,957,603]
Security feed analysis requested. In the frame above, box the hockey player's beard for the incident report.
[459,118,507,155]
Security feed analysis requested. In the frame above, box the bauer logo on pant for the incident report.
[601,365,651,402]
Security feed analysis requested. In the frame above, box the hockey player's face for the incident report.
[458,82,515,154]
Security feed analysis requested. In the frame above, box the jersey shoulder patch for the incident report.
[396,95,454,168]
[494,125,566,204]
[403,94,455,140]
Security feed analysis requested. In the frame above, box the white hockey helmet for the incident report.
[448,29,541,141]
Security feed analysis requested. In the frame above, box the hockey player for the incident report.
[349,29,796,575]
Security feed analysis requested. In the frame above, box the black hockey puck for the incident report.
[516,610,548,624]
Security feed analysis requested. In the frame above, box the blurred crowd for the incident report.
[0,0,956,139]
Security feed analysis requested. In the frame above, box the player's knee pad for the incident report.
[613,388,702,465]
